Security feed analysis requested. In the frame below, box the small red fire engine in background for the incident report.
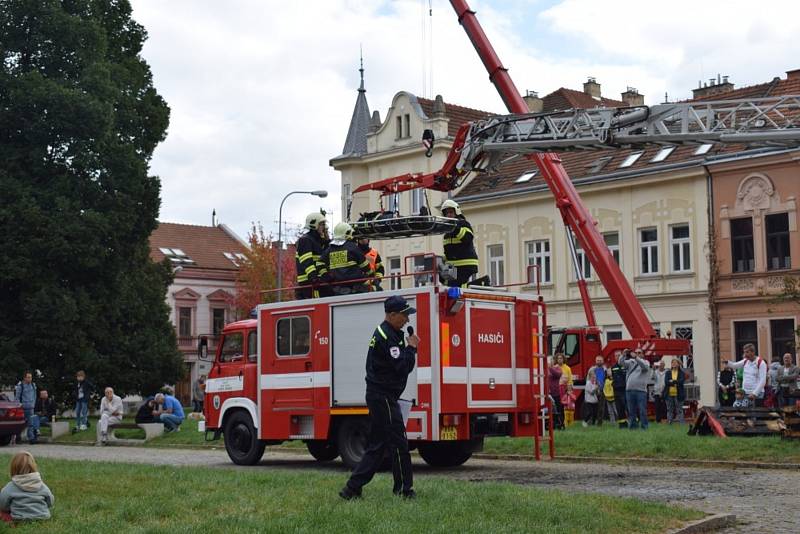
[202,273,549,467]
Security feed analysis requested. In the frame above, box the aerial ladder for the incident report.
[352,0,800,367]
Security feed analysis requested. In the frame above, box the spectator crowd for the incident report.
[548,344,799,430]
[9,369,202,445]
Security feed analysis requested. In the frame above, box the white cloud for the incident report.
[130,0,800,240]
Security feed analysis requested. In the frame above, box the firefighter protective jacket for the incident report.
[320,240,371,286]
[365,320,416,399]
[295,230,327,285]
[443,217,479,269]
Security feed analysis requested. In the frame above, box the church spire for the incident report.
[335,52,371,159]
[359,46,365,92]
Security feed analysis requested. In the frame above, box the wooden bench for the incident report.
[96,422,164,445]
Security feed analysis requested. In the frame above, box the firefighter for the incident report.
[339,295,419,500]
[441,199,479,287]
[320,222,371,295]
[294,212,328,299]
[357,237,384,291]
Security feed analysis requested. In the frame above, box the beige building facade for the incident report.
[457,166,714,403]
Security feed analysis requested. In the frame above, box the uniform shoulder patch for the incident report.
[390,346,401,359]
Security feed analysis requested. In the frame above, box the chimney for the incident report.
[786,69,800,80]
[523,90,543,112]
[432,94,447,116]
[691,73,734,99]
[369,110,381,133]
[583,77,601,98]
[620,87,644,107]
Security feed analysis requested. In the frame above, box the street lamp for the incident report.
[277,190,328,301]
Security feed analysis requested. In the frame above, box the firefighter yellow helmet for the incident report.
[441,199,462,216]
[304,212,326,230]
[332,221,354,241]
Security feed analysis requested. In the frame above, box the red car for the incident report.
[0,393,26,446]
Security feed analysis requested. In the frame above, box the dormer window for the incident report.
[515,170,538,183]
[619,151,644,168]
[159,247,195,264]
[650,146,676,163]
[223,252,248,267]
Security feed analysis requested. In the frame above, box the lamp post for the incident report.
[277,190,328,301]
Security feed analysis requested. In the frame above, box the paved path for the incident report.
[10,444,800,532]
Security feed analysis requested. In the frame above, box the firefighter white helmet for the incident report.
[441,199,462,216]
[332,222,354,243]
[304,212,326,231]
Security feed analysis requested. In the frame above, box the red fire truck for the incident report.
[203,281,547,467]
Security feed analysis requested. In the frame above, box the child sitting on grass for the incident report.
[0,452,54,523]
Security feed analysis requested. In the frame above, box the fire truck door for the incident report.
[331,299,418,406]
[263,314,315,409]
[206,330,256,422]
[466,300,516,407]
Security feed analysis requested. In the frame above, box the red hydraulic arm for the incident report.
[450,0,655,339]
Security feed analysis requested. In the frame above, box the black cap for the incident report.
[384,295,416,315]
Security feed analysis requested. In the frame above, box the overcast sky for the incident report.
[129,0,800,241]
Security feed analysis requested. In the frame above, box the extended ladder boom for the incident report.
[458,97,800,172]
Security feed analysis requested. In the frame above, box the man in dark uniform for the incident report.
[321,222,372,295]
[340,296,419,500]
[441,199,479,287]
[611,350,629,428]
[294,211,328,299]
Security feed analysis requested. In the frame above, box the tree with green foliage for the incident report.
[0,0,183,401]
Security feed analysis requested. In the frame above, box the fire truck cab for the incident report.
[203,283,547,467]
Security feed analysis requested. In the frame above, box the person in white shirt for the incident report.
[98,387,124,444]
[726,343,767,407]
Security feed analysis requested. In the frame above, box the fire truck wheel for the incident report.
[337,417,370,469]
[224,411,266,465]
[306,440,339,462]
[418,441,473,467]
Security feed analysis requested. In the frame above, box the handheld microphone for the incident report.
[406,326,414,336]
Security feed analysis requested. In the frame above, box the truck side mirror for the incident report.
[422,129,435,157]
[198,336,209,361]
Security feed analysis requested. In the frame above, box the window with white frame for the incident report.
[639,227,659,274]
[574,241,592,280]
[404,114,411,138]
[670,224,691,272]
[410,188,424,215]
[603,232,620,265]
[387,256,402,290]
[488,244,505,286]
[396,116,403,139]
[525,240,551,284]
[342,183,352,218]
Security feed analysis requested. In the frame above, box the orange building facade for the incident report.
[710,149,800,364]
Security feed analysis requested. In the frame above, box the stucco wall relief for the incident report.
[735,173,775,212]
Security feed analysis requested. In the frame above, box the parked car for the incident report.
[0,393,26,446]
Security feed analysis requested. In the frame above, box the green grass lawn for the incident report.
[484,423,800,464]
[53,413,800,466]
[0,455,702,533]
